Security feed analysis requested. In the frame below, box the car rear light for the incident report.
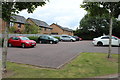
[80,38,82,40]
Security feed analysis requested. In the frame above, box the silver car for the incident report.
[60,35,76,42]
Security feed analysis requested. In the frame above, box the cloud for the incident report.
[18,0,87,30]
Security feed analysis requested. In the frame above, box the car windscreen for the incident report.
[20,37,30,40]
[48,36,54,39]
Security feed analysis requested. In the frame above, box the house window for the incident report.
[10,22,14,27]
[18,24,21,28]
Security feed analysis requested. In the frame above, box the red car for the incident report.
[8,36,36,48]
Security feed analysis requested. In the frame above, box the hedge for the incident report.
[28,36,39,43]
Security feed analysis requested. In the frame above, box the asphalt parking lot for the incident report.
[7,41,119,68]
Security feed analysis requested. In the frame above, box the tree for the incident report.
[79,14,120,36]
[23,24,41,34]
[2,1,47,73]
[81,1,120,58]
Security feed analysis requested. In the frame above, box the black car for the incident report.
[38,35,59,44]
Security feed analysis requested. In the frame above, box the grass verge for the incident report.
[4,52,119,78]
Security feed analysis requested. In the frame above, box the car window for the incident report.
[20,37,29,40]
[12,37,19,40]
[101,37,109,39]
[48,36,54,39]
[42,36,49,39]
[40,36,44,39]
[112,37,118,40]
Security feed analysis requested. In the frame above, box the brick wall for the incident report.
[50,24,73,36]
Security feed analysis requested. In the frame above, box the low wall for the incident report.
[0,34,62,38]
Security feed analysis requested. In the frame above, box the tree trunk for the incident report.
[108,14,113,58]
[2,22,9,74]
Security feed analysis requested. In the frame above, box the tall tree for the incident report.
[81,1,120,58]
[2,1,47,73]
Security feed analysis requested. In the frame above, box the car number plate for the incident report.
[32,44,35,45]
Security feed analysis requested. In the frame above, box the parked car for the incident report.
[92,35,120,46]
[8,36,36,48]
[60,35,76,42]
[38,35,59,44]
[72,36,82,41]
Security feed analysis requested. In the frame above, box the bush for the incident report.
[28,36,39,43]
[23,24,41,34]
[54,36,60,40]
[9,27,16,33]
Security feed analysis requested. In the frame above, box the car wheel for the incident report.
[70,40,73,42]
[97,42,103,46]
[39,41,42,44]
[50,41,53,44]
[60,39,63,42]
[8,43,12,47]
[21,43,25,48]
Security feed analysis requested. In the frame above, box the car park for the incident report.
[60,35,76,42]
[8,36,36,48]
[38,35,59,44]
[92,35,120,46]
[72,36,82,41]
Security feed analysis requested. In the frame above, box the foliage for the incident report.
[2,2,46,22]
[54,36,60,40]
[81,2,120,18]
[74,29,97,40]
[75,14,120,40]
[8,27,16,33]
[0,2,1,18]
[23,24,41,34]
[112,21,120,38]
[5,53,119,78]
[28,36,39,43]
[76,2,120,40]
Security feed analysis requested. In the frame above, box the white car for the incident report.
[92,36,120,46]
[60,35,76,42]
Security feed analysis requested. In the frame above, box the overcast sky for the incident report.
[18,0,87,30]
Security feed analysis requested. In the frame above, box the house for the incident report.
[0,15,26,33]
[50,23,74,36]
[10,15,26,33]
[27,18,52,34]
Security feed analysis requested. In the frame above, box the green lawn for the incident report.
[5,53,119,78]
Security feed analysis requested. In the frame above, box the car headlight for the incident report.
[72,38,75,40]
[26,42,30,43]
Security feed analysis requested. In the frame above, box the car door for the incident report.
[101,37,109,45]
[39,36,45,43]
[11,37,20,46]
[111,37,119,46]
[42,36,49,43]
[62,36,70,41]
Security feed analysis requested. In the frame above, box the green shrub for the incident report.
[9,27,16,33]
[28,36,39,43]
[54,36,60,40]
[23,24,41,34]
